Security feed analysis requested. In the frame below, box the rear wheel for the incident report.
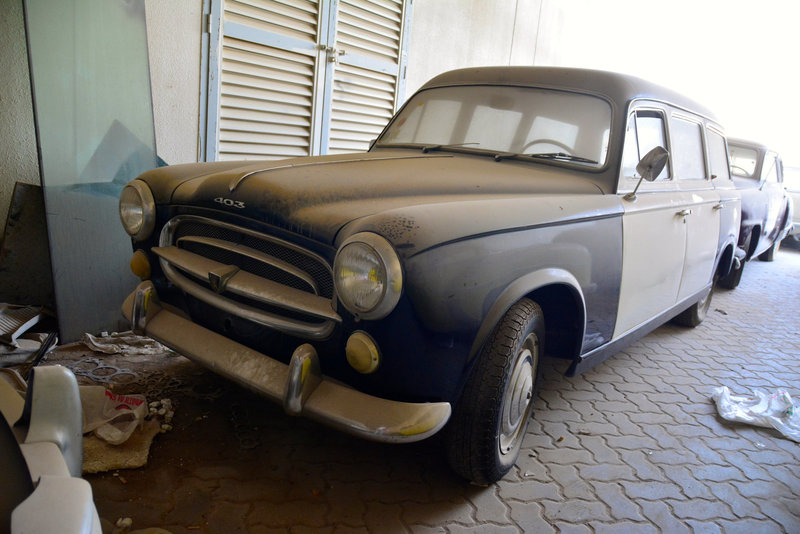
[446,298,544,484]
[717,260,744,290]
[672,284,713,327]
[758,239,780,262]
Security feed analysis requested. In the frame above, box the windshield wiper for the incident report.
[421,142,480,153]
[528,152,598,164]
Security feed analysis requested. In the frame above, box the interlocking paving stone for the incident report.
[44,243,800,531]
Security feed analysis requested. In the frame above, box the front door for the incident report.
[614,106,686,338]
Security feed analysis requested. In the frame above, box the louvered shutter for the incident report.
[327,0,408,154]
[204,0,411,160]
[217,0,324,161]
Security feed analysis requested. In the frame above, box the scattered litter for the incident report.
[711,386,800,443]
[0,304,45,346]
[115,517,133,529]
[714,308,728,316]
[755,442,766,449]
[0,332,57,369]
[81,386,147,445]
[80,388,176,472]
[82,331,169,357]
[556,436,564,443]
[83,419,162,473]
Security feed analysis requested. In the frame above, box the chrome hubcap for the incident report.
[499,333,538,455]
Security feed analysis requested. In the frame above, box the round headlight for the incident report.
[119,180,156,241]
[334,233,402,320]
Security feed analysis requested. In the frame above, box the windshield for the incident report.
[378,85,612,167]
[728,145,759,179]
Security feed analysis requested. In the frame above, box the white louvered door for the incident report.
[214,0,326,161]
[204,0,411,161]
[326,0,408,154]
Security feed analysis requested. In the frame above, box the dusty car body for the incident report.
[784,166,800,240]
[719,138,793,287]
[119,67,739,483]
[1,366,101,533]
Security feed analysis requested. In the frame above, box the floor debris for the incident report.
[83,419,162,473]
[0,303,45,346]
[82,331,169,357]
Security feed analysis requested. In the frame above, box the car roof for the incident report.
[727,137,772,153]
[419,66,718,122]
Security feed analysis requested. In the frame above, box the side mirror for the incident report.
[625,146,669,201]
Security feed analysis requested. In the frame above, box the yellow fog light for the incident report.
[130,249,151,280]
[345,331,380,374]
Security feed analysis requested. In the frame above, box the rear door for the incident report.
[669,113,720,301]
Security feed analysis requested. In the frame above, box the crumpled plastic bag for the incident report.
[711,386,800,443]
[79,386,147,445]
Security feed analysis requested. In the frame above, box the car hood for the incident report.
[142,150,605,246]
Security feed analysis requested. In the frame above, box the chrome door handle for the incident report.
[713,203,724,210]
[676,209,693,216]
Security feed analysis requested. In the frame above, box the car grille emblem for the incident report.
[208,265,239,294]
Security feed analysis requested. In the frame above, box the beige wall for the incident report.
[0,0,41,229]
[404,0,544,100]
[144,0,202,165]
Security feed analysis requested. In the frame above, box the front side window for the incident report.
[379,85,612,167]
[729,145,759,179]
[621,109,670,180]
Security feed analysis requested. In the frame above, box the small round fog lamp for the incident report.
[345,331,380,374]
[129,249,151,280]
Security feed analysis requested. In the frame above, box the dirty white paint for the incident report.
[0,0,41,229]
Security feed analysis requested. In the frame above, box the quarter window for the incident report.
[706,130,731,182]
[622,109,670,179]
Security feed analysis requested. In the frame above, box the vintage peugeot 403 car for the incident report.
[118,67,739,484]
[718,138,793,288]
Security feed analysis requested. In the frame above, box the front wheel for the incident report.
[446,298,544,484]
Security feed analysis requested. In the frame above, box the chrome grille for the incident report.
[170,219,334,298]
[156,215,339,340]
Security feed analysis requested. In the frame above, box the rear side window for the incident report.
[706,130,731,182]
[622,109,670,180]
[671,116,706,180]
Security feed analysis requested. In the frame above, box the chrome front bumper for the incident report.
[122,281,451,443]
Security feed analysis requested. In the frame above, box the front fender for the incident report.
[468,268,586,360]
